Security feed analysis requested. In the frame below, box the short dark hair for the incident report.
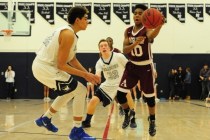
[98,39,108,47]
[134,4,148,11]
[67,6,89,24]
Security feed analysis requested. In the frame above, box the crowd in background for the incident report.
[168,64,210,101]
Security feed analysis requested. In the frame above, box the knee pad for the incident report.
[116,91,127,104]
[55,77,78,96]
[146,96,155,107]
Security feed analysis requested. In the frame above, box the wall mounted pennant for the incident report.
[205,4,210,16]
[0,2,8,10]
[113,3,130,25]
[18,2,35,23]
[0,2,8,18]
[169,3,185,23]
[75,2,92,24]
[187,4,204,22]
[37,2,54,25]
[0,2,16,22]
[150,3,167,23]
[56,2,73,22]
[94,3,111,25]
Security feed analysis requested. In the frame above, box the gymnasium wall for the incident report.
[0,0,210,53]
[0,0,210,99]
[0,53,209,99]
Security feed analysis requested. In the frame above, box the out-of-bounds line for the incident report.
[183,100,207,108]
[102,103,114,140]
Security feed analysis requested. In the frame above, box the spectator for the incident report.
[5,65,15,100]
[174,66,185,100]
[86,67,95,100]
[199,64,210,100]
[43,85,51,102]
[184,67,191,99]
[168,69,176,100]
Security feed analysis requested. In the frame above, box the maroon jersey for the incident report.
[126,26,152,62]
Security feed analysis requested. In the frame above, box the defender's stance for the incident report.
[82,39,138,128]
[32,7,100,140]
[116,4,164,136]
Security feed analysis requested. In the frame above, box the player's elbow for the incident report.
[57,63,66,71]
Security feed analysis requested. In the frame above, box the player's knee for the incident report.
[146,96,155,107]
[116,91,127,104]
[75,83,87,97]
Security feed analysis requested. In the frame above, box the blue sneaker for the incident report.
[35,116,58,132]
[69,127,95,140]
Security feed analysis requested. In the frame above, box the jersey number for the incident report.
[131,45,143,57]
[107,70,119,80]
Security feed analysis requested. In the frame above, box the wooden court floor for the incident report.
[0,99,210,140]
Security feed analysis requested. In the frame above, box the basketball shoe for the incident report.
[35,116,58,132]
[122,109,137,129]
[129,110,137,128]
[148,117,156,136]
[69,127,95,140]
[82,120,91,128]
[119,106,125,116]
[122,113,130,129]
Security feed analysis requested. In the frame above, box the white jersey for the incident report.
[32,25,78,89]
[36,25,78,66]
[95,52,128,95]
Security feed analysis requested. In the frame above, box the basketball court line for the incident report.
[102,103,114,139]
[182,100,207,108]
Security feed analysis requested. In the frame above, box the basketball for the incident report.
[141,8,163,29]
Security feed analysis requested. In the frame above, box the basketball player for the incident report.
[116,4,164,136]
[82,39,138,128]
[106,37,121,53]
[32,6,100,140]
[106,37,136,120]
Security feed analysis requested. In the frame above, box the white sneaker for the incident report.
[155,98,160,102]
[46,97,51,102]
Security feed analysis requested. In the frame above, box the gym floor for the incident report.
[0,99,209,140]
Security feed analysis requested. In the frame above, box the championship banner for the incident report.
[75,2,92,24]
[150,3,167,23]
[37,2,54,25]
[131,3,148,13]
[0,2,8,10]
[187,4,204,22]
[169,4,185,23]
[0,2,8,18]
[113,3,130,25]
[94,3,111,25]
[0,2,16,21]
[18,2,35,23]
[205,4,210,16]
[56,2,73,22]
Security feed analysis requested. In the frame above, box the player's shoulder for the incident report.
[126,26,134,32]
[113,52,125,58]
